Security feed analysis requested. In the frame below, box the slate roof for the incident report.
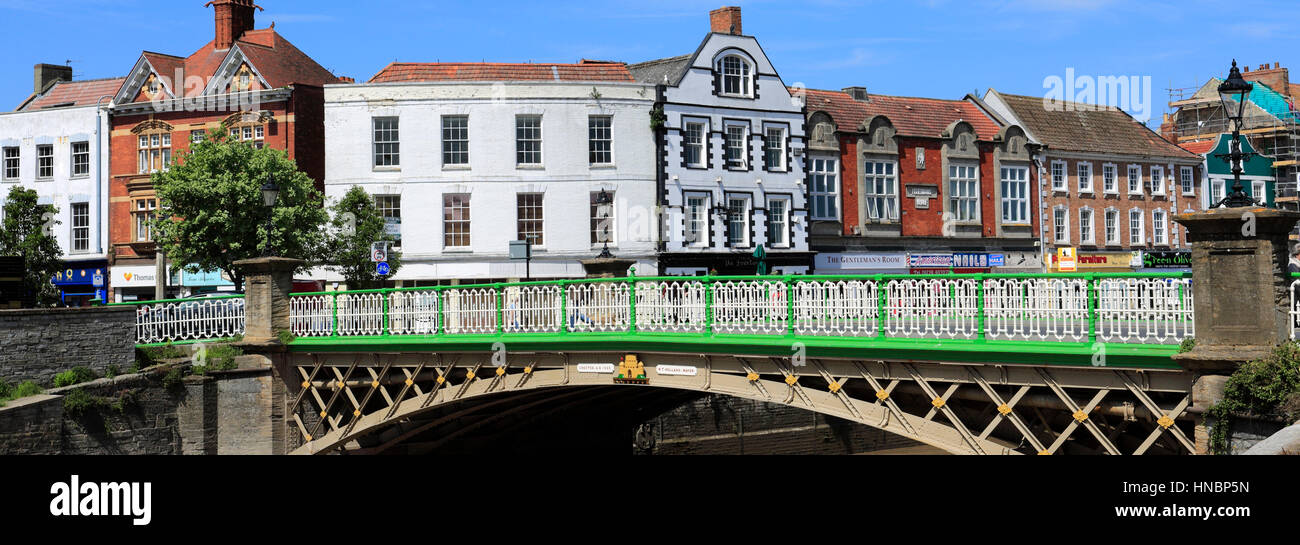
[19,77,126,111]
[798,87,1002,140]
[629,55,692,86]
[369,61,634,84]
[992,91,1198,159]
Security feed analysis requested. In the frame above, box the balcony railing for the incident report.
[111,296,246,345]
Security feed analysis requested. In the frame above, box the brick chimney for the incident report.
[34,64,72,95]
[710,6,742,35]
[207,0,263,50]
[1242,61,1290,95]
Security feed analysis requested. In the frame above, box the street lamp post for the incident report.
[595,189,614,259]
[261,175,280,257]
[1215,60,1261,209]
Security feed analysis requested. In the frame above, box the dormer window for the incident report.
[719,55,752,97]
[234,66,254,92]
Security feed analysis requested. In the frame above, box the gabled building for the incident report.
[630,7,812,275]
[1,65,125,305]
[1181,134,1276,209]
[105,0,340,301]
[799,87,1042,274]
[322,61,658,285]
[985,90,1203,273]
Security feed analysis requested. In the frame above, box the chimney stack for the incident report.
[208,0,262,50]
[710,6,742,35]
[34,64,72,95]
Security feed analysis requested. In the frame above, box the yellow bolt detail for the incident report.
[405,379,413,387]
[466,371,476,380]
[1073,411,1089,423]
[496,367,506,376]
[875,390,890,401]
[353,410,360,417]
[746,373,760,382]
[301,381,309,388]
[931,397,946,409]
[1038,450,1051,456]
[1157,415,1175,429]
[784,375,798,386]
[997,405,1013,416]
[828,382,841,393]
[305,434,312,442]
[371,381,379,389]
[524,367,533,374]
[320,411,327,418]
[436,376,446,384]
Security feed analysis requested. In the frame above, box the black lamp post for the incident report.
[595,189,614,258]
[261,174,280,257]
[1215,60,1261,209]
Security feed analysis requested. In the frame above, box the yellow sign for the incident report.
[1057,248,1078,273]
[1050,251,1139,271]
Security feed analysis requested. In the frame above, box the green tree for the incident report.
[0,186,62,306]
[151,127,328,291]
[324,186,401,289]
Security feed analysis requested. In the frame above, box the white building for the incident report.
[1,66,123,305]
[630,7,812,275]
[322,61,658,286]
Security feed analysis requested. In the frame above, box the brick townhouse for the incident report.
[984,90,1203,273]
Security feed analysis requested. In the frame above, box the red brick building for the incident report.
[984,90,1202,273]
[800,87,1042,274]
[105,0,339,301]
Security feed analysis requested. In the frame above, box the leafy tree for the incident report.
[151,126,328,291]
[324,186,401,289]
[0,186,62,306]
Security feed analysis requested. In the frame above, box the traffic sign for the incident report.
[371,242,388,263]
[377,262,391,276]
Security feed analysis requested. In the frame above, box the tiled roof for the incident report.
[1180,140,1217,155]
[369,61,634,84]
[797,87,1002,140]
[126,28,340,100]
[20,77,127,111]
[629,55,692,86]
[993,92,1198,159]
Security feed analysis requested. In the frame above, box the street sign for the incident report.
[371,242,388,263]
[509,240,531,260]
[1057,248,1078,273]
[92,272,105,288]
[376,262,391,276]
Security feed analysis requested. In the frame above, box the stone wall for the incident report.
[0,356,279,455]
[0,306,136,386]
[637,395,934,455]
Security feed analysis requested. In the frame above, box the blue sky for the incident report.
[3,0,1298,125]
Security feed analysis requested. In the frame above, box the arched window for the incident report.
[718,55,752,97]
[133,120,173,174]
[224,111,269,149]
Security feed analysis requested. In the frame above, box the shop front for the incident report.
[661,252,816,276]
[51,261,108,307]
[813,252,908,275]
[110,264,175,302]
[907,253,993,275]
[178,267,238,296]
[1139,251,1192,274]
[1048,251,1139,273]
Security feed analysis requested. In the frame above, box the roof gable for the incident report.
[991,91,1197,159]
[799,88,1002,140]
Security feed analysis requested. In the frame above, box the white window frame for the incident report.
[1053,205,1070,244]
[1000,166,1030,225]
[724,123,749,170]
[1127,165,1143,195]
[1252,180,1267,204]
[949,162,980,223]
[441,115,469,167]
[516,115,543,167]
[1152,209,1168,246]
[372,117,400,168]
[1079,207,1095,245]
[810,156,839,221]
[685,192,711,248]
[719,55,753,98]
[1150,166,1165,195]
[36,144,54,179]
[766,196,791,248]
[1102,163,1118,195]
[590,191,617,247]
[71,141,90,178]
[516,192,545,246]
[1129,208,1145,246]
[1077,162,1093,193]
[442,193,471,250]
[862,159,899,222]
[683,120,707,168]
[1180,166,1195,196]
[1210,179,1226,207]
[71,202,90,253]
[1104,208,1120,246]
[764,125,787,172]
[374,195,402,248]
[2,147,18,180]
[588,115,613,166]
[1051,160,1067,192]
[725,193,752,248]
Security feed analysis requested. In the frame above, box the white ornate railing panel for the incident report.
[634,281,707,333]
[134,298,245,344]
[793,280,878,337]
[443,288,499,335]
[884,278,979,339]
[566,283,630,333]
[984,278,1089,342]
[503,285,561,333]
[1096,278,1193,344]
[713,280,788,335]
[388,290,441,336]
[290,295,334,338]
[336,293,385,336]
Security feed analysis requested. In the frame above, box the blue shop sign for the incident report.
[952,253,990,268]
[181,268,235,288]
[52,265,107,287]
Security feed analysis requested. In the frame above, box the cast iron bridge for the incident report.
[116,273,1236,455]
